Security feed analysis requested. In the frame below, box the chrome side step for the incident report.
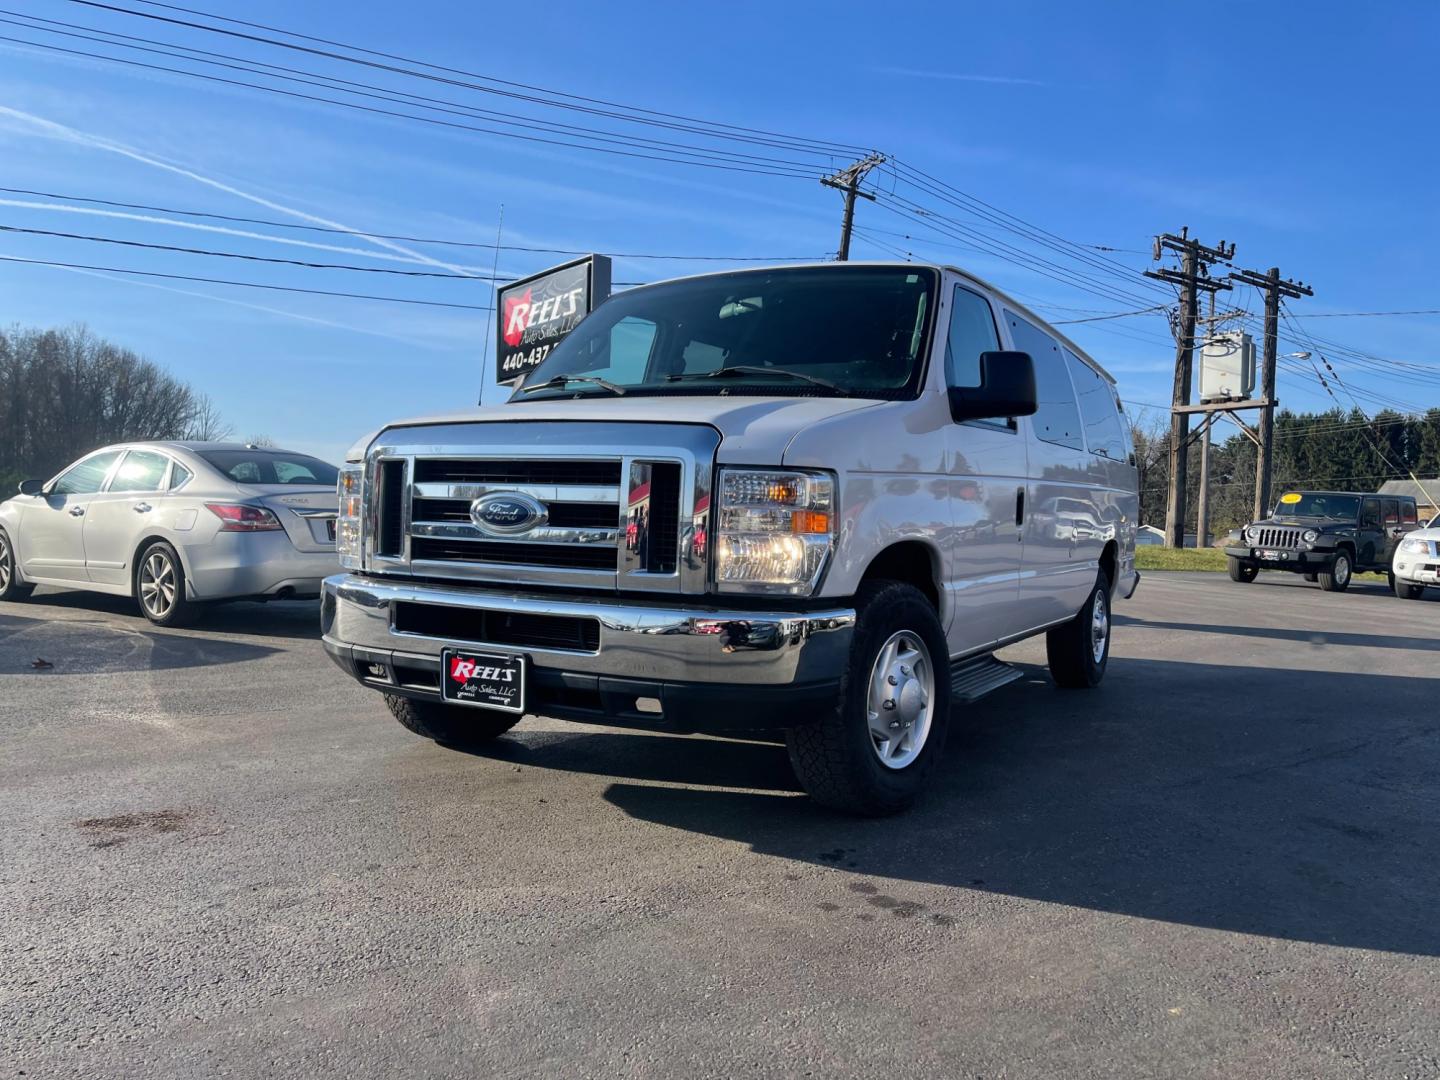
[949,653,1024,704]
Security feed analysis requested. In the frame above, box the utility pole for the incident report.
[1196,293,1215,549]
[1145,228,1235,548]
[822,153,886,261]
[1229,265,1313,520]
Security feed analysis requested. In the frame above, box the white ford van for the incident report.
[323,263,1140,814]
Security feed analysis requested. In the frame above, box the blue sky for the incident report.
[2,0,1437,463]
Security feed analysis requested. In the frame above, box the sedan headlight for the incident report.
[714,468,835,594]
[1301,528,1320,544]
[336,464,363,569]
[1402,538,1429,554]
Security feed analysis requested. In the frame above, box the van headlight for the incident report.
[336,464,364,569]
[714,468,835,594]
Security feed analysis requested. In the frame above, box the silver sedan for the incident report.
[0,441,339,625]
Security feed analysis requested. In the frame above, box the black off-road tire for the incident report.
[1319,550,1353,593]
[784,581,951,817]
[384,692,521,747]
[135,541,199,627]
[1228,556,1258,583]
[1046,569,1113,689]
[0,528,36,601]
[1393,576,1425,600]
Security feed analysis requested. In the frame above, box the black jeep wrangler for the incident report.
[1225,490,1420,591]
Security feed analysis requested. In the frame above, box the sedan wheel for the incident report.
[135,542,197,626]
[0,531,35,601]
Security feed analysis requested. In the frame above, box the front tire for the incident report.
[384,693,521,747]
[1228,557,1258,583]
[0,529,35,602]
[1319,551,1353,592]
[1047,569,1113,689]
[1393,576,1425,600]
[135,541,198,626]
[785,581,950,816]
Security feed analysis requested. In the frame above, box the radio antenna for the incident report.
[478,203,504,405]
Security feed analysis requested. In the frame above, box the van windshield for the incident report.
[514,266,938,399]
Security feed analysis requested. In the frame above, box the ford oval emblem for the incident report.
[469,491,548,536]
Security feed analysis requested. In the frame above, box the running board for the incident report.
[949,654,1025,704]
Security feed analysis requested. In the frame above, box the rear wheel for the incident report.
[1228,557,1258,583]
[384,693,521,747]
[1047,569,1113,689]
[785,581,950,816]
[135,541,198,626]
[0,529,35,602]
[1319,551,1353,592]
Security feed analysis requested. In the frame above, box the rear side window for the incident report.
[52,450,122,495]
[1004,312,1083,450]
[1361,499,1380,527]
[1064,350,1127,460]
[169,463,193,490]
[109,450,170,493]
[944,285,1001,389]
[1401,501,1417,525]
[1383,499,1399,525]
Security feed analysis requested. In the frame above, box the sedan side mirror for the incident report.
[948,351,1038,423]
[18,479,44,496]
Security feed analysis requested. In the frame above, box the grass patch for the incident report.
[1134,544,1386,581]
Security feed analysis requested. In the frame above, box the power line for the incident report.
[0,253,493,309]
[0,186,813,261]
[1051,305,1170,325]
[83,0,870,157]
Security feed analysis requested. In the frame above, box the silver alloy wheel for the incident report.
[867,629,935,770]
[0,533,10,591]
[139,550,177,619]
[1335,554,1351,586]
[1091,587,1110,664]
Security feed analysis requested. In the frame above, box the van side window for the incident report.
[944,285,1000,389]
[1004,312,1083,450]
[1064,349,1127,460]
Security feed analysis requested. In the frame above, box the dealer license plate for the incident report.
[440,649,526,713]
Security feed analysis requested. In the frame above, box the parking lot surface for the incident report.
[2,574,1437,1079]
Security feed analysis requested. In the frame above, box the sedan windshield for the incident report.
[199,450,338,486]
[1273,493,1359,520]
[514,266,938,399]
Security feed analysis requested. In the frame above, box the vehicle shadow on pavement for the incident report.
[1114,614,1440,652]
[596,658,1440,957]
[6,589,320,640]
[0,609,285,673]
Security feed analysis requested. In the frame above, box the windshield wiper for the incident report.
[666,365,843,392]
[519,374,627,396]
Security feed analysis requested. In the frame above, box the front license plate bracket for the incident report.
[440,648,526,713]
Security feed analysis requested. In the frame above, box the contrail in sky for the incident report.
[0,104,481,277]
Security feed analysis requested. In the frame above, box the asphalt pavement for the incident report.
[2,573,1437,1079]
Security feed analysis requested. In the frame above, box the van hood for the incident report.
[352,395,887,465]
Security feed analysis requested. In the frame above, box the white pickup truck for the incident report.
[323,262,1140,814]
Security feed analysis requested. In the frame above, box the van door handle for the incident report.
[1015,488,1025,528]
[134,503,152,513]
[68,506,85,517]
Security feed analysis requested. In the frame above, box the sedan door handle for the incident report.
[68,506,85,517]
[134,503,152,513]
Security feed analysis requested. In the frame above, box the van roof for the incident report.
[624,260,1118,388]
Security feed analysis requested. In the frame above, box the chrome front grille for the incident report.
[1255,526,1303,549]
[363,421,719,594]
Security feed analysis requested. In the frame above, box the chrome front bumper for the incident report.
[321,573,855,690]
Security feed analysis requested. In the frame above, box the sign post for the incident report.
[494,255,612,387]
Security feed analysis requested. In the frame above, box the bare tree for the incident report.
[184,393,233,441]
[0,323,229,486]
[244,434,277,448]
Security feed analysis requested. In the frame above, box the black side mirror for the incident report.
[948,351,1038,423]
[18,479,44,496]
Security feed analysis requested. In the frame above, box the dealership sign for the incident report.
[495,254,612,385]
